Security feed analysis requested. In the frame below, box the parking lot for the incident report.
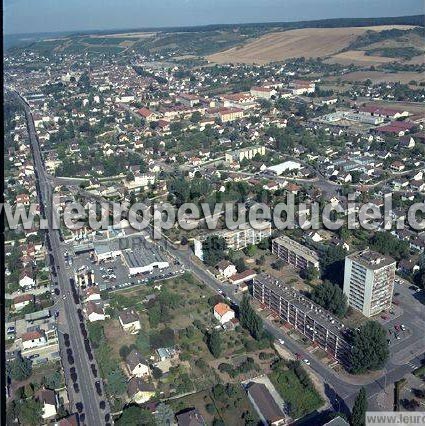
[69,247,186,292]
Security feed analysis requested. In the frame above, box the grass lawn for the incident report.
[269,363,323,420]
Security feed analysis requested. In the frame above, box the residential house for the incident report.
[19,269,35,288]
[127,378,155,404]
[13,294,34,311]
[36,388,57,420]
[126,349,150,378]
[176,408,206,426]
[216,260,237,278]
[86,301,105,322]
[213,303,235,325]
[118,309,141,334]
[84,286,101,302]
[229,269,257,286]
[21,330,47,350]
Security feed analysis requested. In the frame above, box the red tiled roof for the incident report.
[138,107,154,118]
[22,330,43,342]
[214,302,233,316]
[13,293,34,304]
[229,269,257,282]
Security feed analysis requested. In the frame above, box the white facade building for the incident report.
[343,250,396,317]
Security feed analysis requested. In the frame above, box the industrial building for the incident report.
[343,250,396,318]
[272,236,320,270]
[123,248,169,275]
[253,274,351,366]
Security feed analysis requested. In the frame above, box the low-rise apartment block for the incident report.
[225,145,266,163]
[219,221,272,251]
[272,236,320,270]
[253,274,351,366]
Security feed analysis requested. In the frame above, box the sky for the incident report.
[4,0,424,35]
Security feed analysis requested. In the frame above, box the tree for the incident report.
[350,387,367,426]
[300,265,319,282]
[310,281,348,317]
[119,345,131,359]
[239,295,263,340]
[116,405,155,426]
[207,329,222,358]
[350,322,389,374]
[320,245,347,285]
[244,244,257,257]
[42,371,62,390]
[202,235,227,267]
[7,354,32,382]
[154,403,175,426]
[234,257,247,273]
[190,111,202,123]
[16,399,43,426]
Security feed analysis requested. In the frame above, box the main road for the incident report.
[13,90,108,426]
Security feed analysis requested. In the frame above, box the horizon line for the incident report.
[4,13,424,37]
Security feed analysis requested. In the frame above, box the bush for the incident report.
[205,403,216,415]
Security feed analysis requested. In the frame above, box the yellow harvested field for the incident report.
[325,50,396,65]
[326,70,425,84]
[206,25,417,64]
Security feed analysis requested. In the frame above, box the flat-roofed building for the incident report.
[272,236,320,270]
[225,145,265,163]
[177,93,201,107]
[253,273,351,366]
[220,222,271,251]
[343,250,396,318]
[250,86,276,100]
[122,249,169,276]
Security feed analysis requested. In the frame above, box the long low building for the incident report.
[122,246,169,275]
[253,273,351,366]
[225,145,265,163]
[272,236,320,270]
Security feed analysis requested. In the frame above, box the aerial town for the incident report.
[3,6,425,426]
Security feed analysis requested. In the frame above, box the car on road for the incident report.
[400,324,406,331]
[303,359,311,366]
[73,382,79,393]
[100,401,106,410]
[395,334,401,340]
[278,339,284,345]
[62,295,67,300]
[76,402,83,413]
